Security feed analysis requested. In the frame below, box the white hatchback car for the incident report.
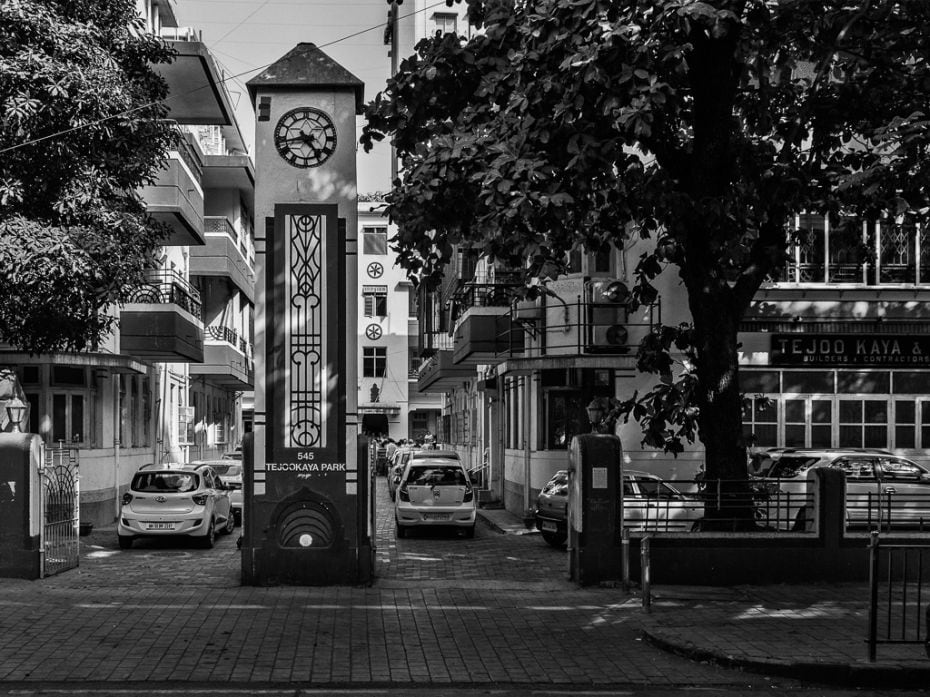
[117,463,235,549]
[395,458,476,538]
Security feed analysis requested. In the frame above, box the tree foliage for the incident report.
[0,0,177,353]
[364,0,930,487]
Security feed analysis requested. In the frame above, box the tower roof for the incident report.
[247,43,365,114]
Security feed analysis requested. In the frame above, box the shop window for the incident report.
[742,396,777,447]
[363,347,386,377]
[52,366,86,387]
[837,371,890,394]
[894,400,915,448]
[892,372,930,394]
[21,366,40,385]
[51,393,86,446]
[741,370,779,393]
[783,371,833,393]
[545,391,586,450]
[362,226,387,255]
[839,399,888,448]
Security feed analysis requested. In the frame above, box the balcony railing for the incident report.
[205,324,253,357]
[126,270,202,320]
[204,216,252,263]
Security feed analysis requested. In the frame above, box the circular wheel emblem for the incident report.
[366,262,384,278]
[365,324,383,340]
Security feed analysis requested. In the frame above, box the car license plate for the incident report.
[422,513,450,521]
[541,521,558,532]
[146,522,175,531]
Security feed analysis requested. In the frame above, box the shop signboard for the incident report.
[771,334,930,366]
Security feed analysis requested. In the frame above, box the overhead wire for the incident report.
[0,0,451,156]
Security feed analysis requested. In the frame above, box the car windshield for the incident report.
[542,472,568,495]
[766,456,820,479]
[131,472,199,493]
[405,465,467,486]
[211,464,241,477]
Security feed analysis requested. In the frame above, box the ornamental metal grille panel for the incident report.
[41,447,79,577]
[285,213,326,448]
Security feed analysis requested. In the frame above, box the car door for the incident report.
[204,468,231,522]
[628,474,699,531]
[832,456,880,527]
[874,457,930,527]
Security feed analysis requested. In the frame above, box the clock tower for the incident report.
[243,44,369,585]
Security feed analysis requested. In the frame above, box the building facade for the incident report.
[0,0,255,525]
[356,199,441,441]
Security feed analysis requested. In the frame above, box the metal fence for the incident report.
[867,533,929,661]
[41,447,80,578]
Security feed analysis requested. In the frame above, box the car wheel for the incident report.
[395,522,405,539]
[223,513,235,535]
[199,519,216,548]
[118,536,133,550]
[541,530,566,547]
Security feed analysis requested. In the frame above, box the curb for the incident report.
[640,626,930,689]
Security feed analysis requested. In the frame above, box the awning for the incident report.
[358,403,400,415]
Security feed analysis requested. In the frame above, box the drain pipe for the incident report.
[523,375,532,516]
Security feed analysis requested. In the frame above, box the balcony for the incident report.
[120,271,204,363]
[153,33,235,126]
[450,276,524,366]
[141,133,204,246]
[189,217,255,302]
[417,349,474,394]
[189,325,254,388]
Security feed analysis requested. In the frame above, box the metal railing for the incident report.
[867,533,929,661]
[203,216,253,265]
[851,489,930,533]
[619,477,817,533]
[126,270,202,320]
[205,324,254,358]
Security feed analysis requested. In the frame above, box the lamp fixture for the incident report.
[5,397,26,433]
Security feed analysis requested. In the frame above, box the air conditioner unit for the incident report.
[587,279,630,305]
[589,323,630,353]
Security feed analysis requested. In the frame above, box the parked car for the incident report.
[387,447,418,501]
[534,469,704,547]
[752,448,930,530]
[394,458,477,538]
[117,462,235,549]
[192,460,243,526]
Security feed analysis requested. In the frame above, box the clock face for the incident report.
[273,107,337,168]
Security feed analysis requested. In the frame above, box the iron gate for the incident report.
[41,447,79,577]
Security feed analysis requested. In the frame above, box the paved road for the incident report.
[0,477,915,694]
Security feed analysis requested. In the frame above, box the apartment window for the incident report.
[363,286,388,316]
[363,347,387,377]
[783,214,930,285]
[363,226,388,255]
[432,12,457,35]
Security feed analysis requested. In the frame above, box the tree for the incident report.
[363,0,930,525]
[0,0,177,353]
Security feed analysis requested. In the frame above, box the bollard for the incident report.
[621,526,630,591]
[641,535,651,613]
[867,531,879,662]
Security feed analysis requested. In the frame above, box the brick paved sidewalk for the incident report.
[638,583,929,688]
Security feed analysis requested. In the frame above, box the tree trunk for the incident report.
[688,284,759,531]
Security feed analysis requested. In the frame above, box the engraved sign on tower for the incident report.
[242,44,370,585]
